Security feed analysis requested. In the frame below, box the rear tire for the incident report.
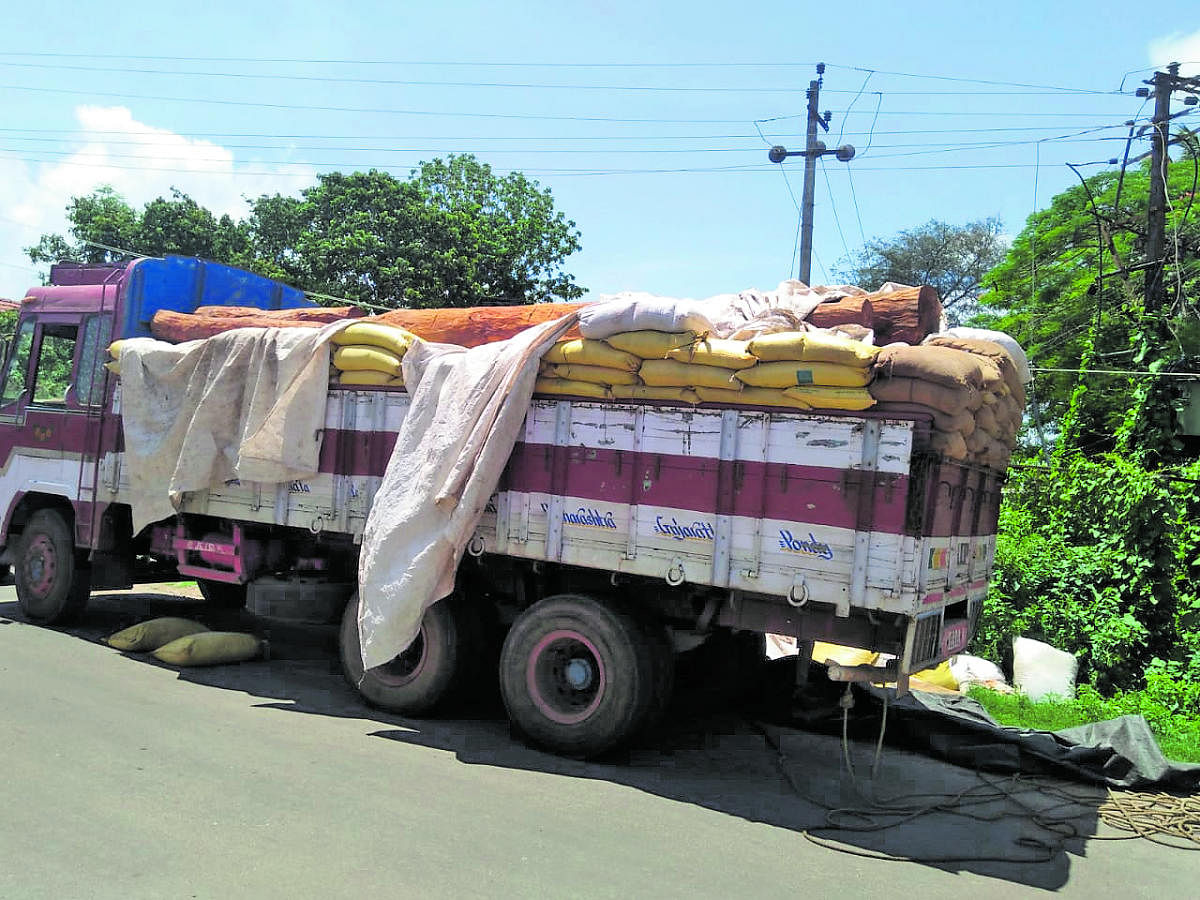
[499,594,664,758]
[14,509,90,624]
[197,579,248,609]
[340,592,483,716]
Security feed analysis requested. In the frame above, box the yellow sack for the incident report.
[331,321,416,357]
[542,339,640,372]
[782,386,876,411]
[736,361,871,389]
[153,632,262,667]
[666,338,757,370]
[695,386,811,409]
[534,378,611,400]
[106,617,209,652]
[640,359,740,390]
[107,340,126,359]
[550,364,640,386]
[912,660,960,692]
[337,370,395,386]
[610,385,700,404]
[104,360,121,376]
[813,642,879,667]
[332,344,402,375]
[749,330,879,366]
[605,330,698,359]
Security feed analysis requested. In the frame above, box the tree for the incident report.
[27,186,246,265]
[975,139,1200,456]
[835,218,1007,321]
[27,154,585,309]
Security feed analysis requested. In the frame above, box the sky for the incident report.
[1,0,1199,303]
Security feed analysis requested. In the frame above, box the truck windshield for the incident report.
[0,320,35,404]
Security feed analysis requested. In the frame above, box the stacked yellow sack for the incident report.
[533,327,885,412]
[106,340,125,375]
[329,322,415,388]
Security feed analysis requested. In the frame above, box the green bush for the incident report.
[977,455,1200,692]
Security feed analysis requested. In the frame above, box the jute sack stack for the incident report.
[738,329,879,410]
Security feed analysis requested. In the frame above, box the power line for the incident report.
[0,52,1127,92]
[820,161,852,261]
[0,60,1126,96]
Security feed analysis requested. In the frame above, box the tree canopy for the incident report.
[974,135,1200,455]
[835,217,1007,321]
[26,155,584,309]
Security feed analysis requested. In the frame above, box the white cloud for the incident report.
[0,106,316,299]
[1148,28,1200,77]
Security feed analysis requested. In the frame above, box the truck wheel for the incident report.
[14,509,90,624]
[499,594,662,758]
[340,592,482,716]
[197,579,248,609]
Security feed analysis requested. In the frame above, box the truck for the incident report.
[0,256,1002,757]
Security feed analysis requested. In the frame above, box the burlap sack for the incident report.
[876,345,990,392]
[869,376,982,414]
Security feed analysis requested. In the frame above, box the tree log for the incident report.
[192,305,364,322]
[376,302,585,347]
[860,285,942,345]
[807,296,874,331]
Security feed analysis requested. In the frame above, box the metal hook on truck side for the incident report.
[467,534,485,558]
[665,558,686,587]
[787,575,809,607]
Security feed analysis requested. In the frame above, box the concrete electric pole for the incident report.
[767,63,857,286]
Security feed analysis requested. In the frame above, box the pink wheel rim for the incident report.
[526,629,607,725]
[25,535,57,599]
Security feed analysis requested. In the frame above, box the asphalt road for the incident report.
[1,583,1192,899]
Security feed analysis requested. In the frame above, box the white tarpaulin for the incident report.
[356,313,579,670]
[117,323,346,533]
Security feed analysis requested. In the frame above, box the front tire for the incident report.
[499,594,667,758]
[340,592,483,716]
[15,509,90,624]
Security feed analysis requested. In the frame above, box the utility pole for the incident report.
[1144,63,1177,313]
[768,63,856,286]
[797,73,823,286]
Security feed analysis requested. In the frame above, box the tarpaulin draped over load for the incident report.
[356,313,580,670]
[118,324,347,533]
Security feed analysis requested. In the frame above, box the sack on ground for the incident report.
[666,338,757,370]
[736,361,871,389]
[549,364,640,386]
[542,339,641,372]
[1012,636,1077,701]
[640,359,741,389]
[106,617,209,652]
[782,386,875,411]
[153,631,261,666]
[749,330,878,366]
[606,330,699,359]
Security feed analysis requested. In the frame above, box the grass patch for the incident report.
[968,684,1200,764]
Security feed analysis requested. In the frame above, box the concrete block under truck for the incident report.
[0,257,1001,758]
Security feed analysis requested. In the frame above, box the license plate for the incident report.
[940,620,969,657]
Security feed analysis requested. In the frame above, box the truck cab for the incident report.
[0,257,313,622]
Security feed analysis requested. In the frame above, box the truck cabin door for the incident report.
[0,315,105,545]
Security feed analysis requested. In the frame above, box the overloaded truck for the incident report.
[0,256,1010,757]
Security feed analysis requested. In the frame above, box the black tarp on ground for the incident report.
[878,689,1200,792]
[756,663,1200,792]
